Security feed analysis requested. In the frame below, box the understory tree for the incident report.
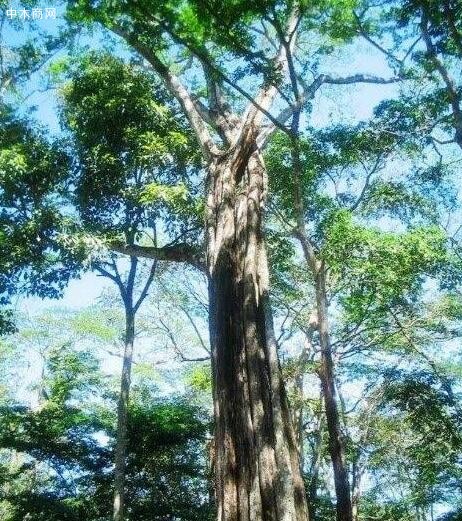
[59,53,201,521]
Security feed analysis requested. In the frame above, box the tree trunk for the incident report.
[315,266,352,521]
[351,460,361,521]
[294,363,306,472]
[206,140,309,521]
[113,307,135,521]
[307,397,324,521]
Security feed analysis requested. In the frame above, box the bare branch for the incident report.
[158,316,210,362]
[178,303,210,354]
[133,260,158,313]
[95,264,127,300]
[109,242,206,272]
[353,11,403,66]
[349,154,384,212]
[258,72,400,148]
[319,73,400,87]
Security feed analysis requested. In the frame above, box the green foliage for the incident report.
[60,53,200,235]
[0,335,213,521]
[140,181,204,219]
[186,364,213,392]
[359,498,417,521]
[66,0,364,118]
[0,105,79,332]
[362,370,462,514]
[0,0,72,96]
[266,122,453,328]
[360,0,462,146]
[2,1,462,519]
[265,110,461,520]
[70,308,119,342]
[360,179,437,221]
[323,212,447,314]
[125,398,212,519]
[0,343,109,521]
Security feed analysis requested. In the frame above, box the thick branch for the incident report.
[258,72,400,148]
[122,9,242,142]
[110,25,220,160]
[242,3,302,137]
[110,242,205,272]
[153,12,291,138]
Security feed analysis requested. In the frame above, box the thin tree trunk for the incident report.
[307,399,324,521]
[113,306,135,521]
[293,336,314,472]
[315,266,352,521]
[351,460,362,521]
[294,360,306,471]
[291,113,352,521]
[207,143,309,521]
[351,476,361,521]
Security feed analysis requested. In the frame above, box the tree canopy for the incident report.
[1,1,462,520]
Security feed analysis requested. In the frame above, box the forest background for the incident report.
[1,1,462,521]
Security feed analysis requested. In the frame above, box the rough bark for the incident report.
[113,306,135,521]
[206,142,309,521]
[315,266,352,521]
[351,460,362,521]
[307,405,323,521]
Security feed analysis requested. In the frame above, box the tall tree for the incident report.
[266,118,454,520]
[64,2,400,517]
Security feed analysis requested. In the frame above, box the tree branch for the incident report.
[109,242,206,272]
[420,10,462,147]
[353,11,403,66]
[95,264,127,300]
[258,72,400,148]
[242,3,302,137]
[110,24,220,160]
[133,260,157,313]
[158,315,210,362]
